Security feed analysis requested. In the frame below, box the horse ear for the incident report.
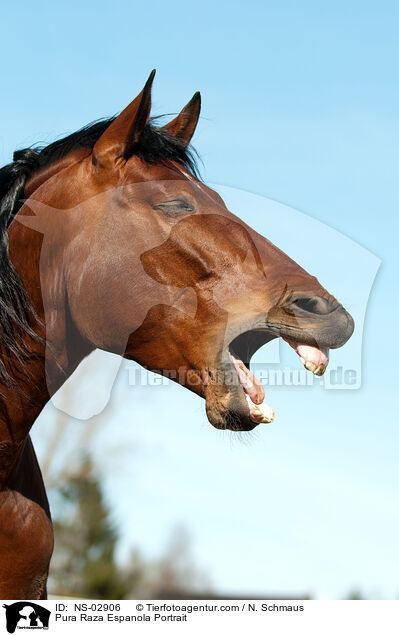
[162,92,201,147]
[92,70,155,168]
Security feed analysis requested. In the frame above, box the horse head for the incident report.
[14,71,354,431]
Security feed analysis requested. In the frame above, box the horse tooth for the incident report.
[305,361,317,374]
[245,394,274,423]
[259,406,275,423]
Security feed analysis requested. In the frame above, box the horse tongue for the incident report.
[283,337,329,376]
[229,353,274,423]
[229,353,265,404]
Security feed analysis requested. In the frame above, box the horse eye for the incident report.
[153,198,195,218]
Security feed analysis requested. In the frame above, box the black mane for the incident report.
[0,117,199,388]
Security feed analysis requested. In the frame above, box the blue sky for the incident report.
[1,0,397,598]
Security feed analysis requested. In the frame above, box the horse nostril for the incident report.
[292,296,335,315]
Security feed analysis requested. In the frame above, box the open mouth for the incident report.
[228,330,329,425]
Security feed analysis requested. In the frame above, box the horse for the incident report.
[0,70,354,599]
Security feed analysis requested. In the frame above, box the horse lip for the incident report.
[265,306,354,349]
[220,301,354,358]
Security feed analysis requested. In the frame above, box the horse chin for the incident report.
[203,346,273,432]
[204,376,258,432]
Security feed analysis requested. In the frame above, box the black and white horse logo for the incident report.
[3,602,50,633]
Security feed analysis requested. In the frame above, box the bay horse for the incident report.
[0,71,353,599]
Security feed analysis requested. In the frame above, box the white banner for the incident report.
[1,599,398,635]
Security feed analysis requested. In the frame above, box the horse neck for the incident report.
[1,154,93,456]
